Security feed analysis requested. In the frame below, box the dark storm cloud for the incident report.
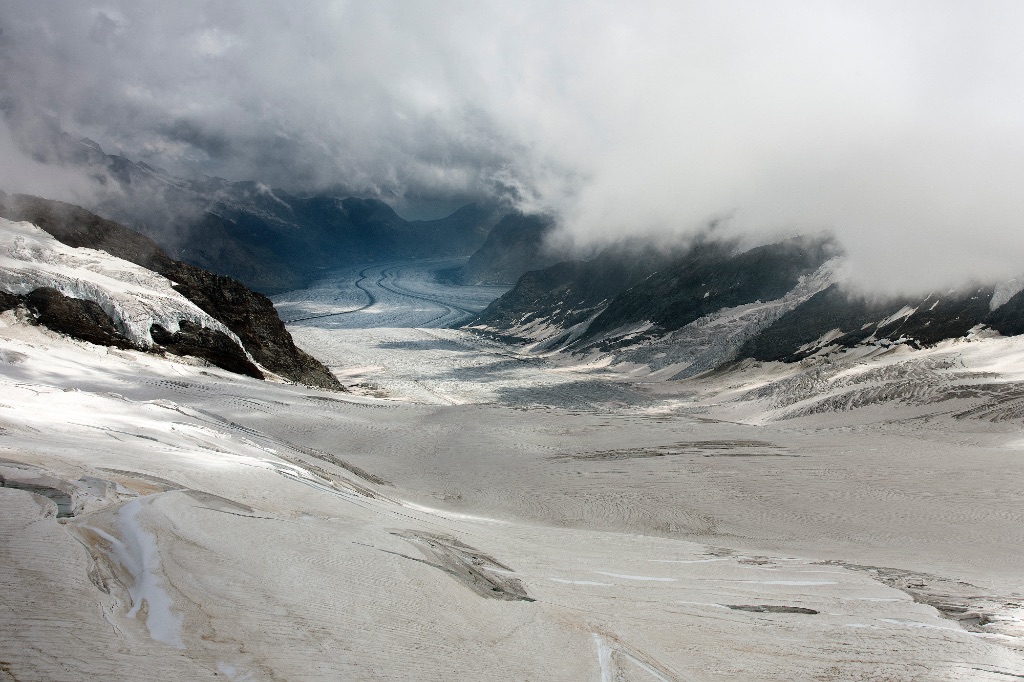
[1,1,1024,290]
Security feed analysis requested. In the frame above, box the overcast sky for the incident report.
[2,1,1023,291]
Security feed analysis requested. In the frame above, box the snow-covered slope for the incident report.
[469,233,1024,383]
[650,330,1024,425]
[0,219,243,349]
[3,277,1023,680]
[0,193,343,389]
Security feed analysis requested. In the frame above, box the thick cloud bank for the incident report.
[2,1,1023,291]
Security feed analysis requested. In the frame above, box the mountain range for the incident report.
[467,233,1024,380]
[6,131,1024,392]
[23,129,502,293]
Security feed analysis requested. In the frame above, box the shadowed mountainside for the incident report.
[458,213,560,285]
[19,131,502,293]
[469,233,1024,375]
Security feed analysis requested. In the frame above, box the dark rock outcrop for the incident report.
[151,320,263,379]
[157,265,339,389]
[0,192,341,389]
[23,288,134,350]
[0,291,21,313]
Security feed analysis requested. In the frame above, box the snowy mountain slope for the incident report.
[0,219,240,349]
[468,233,1024,383]
[741,282,1004,362]
[580,235,839,341]
[0,218,264,378]
[468,235,841,374]
[0,192,341,389]
[662,330,1024,428]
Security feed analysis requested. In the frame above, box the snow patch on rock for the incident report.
[991,275,1024,311]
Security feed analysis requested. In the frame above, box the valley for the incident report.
[5,255,1021,680]
[5,4,1024,679]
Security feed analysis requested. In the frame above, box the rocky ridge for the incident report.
[467,234,1024,379]
[0,192,340,389]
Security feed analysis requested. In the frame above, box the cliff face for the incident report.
[0,192,341,390]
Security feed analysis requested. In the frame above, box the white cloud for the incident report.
[2,1,1024,290]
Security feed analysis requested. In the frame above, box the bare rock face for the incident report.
[0,192,342,390]
[24,288,135,350]
[156,263,340,390]
[5,286,263,379]
[150,320,264,380]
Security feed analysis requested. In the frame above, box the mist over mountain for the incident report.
[3,2,1024,295]
[0,190,341,388]
[468,232,1024,380]
[0,124,501,293]
[7,6,1024,680]
[458,213,561,285]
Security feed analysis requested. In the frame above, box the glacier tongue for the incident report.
[0,218,244,351]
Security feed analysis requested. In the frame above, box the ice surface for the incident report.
[275,259,647,407]
[593,572,677,582]
[1,253,1023,679]
[86,499,185,648]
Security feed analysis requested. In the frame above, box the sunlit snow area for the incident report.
[2,253,1023,680]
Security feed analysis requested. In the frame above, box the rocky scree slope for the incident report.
[0,192,340,389]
